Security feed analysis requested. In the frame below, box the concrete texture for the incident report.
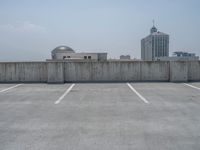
[64,61,170,82]
[47,62,64,83]
[64,62,141,82]
[0,61,199,83]
[0,82,200,150]
[0,62,47,83]
[188,61,200,81]
[170,61,188,82]
[140,61,169,81]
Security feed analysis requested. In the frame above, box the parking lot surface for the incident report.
[0,82,200,150]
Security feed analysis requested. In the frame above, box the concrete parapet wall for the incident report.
[141,61,169,81]
[47,62,64,83]
[187,61,200,81]
[0,61,199,83]
[0,62,47,83]
[64,62,141,82]
[170,61,188,82]
[64,61,169,82]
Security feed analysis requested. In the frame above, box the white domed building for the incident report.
[51,46,75,60]
[50,45,107,61]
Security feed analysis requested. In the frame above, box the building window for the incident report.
[63,56,66,59]
[88,56,91,59]
[67,56,70,58]
[84,56,87,59]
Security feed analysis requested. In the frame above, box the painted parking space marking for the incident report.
[184,83,200,90]
[127,83,149,104]
[54,84,75,104]
[0,84,22,93]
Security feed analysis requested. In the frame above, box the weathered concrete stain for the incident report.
[0,61,199,83]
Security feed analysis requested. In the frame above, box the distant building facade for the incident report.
[50,46,107,61]
[141,25,169,61]
[155,51,199,61]
[120,55,131,60]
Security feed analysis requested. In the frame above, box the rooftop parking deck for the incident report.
[0,82,200,150]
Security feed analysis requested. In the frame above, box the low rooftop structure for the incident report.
[155,51,199,61]
[173,51,196,57]
[120,55,131,60]
[49,45,107,61]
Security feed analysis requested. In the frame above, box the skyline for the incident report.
[0,0,200,61]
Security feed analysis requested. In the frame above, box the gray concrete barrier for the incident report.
[170,61,188,82]
[0,62,47,83]
[140,61,169,81]
[64,61,169,82]
[0,61,199,83]
[64,62,141,82]
[47,62,64,83]
[187,61,200,81]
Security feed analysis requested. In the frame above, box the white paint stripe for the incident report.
[0,84,22,93]
[127,83,149,104]
[184,83,200,90]
[54,84,75,104]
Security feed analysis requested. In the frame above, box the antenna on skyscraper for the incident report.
[153,20,155,27]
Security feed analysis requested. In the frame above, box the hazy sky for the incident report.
[0,0,199,61]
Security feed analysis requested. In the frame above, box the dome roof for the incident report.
[52,46,75,53]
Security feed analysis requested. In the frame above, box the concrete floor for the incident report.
[0,82,200,150]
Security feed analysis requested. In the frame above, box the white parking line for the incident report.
[54,84,75,104]
[184,83,200,90]
[127,83,149,104]
[0,84,22,93]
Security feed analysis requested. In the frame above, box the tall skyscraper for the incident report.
[141,23,169,61]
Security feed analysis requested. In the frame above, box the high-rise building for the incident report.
[141,24,169,61]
